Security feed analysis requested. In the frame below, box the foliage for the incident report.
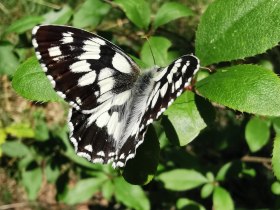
[1,0,280,209]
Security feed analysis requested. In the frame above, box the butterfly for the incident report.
[32,25,200,168]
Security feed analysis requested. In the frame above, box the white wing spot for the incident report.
[112,90,131,106]
[112,53,131,74]
[70,60,92,73]
[93,158,104,164]
[78,71,97,86]
[48,46,62,57]
[99,67,113,80]
[151,90,159,108]
[97,151,105,157]
[167,73,173,83]
[116,161,125,168]
[175,77,182,90]
[84,145,93,152]
[61,34,74,44]
[90,37,106,45]
[107,112,119,135]
[77,152,91,161]
[98,77,115,94]
[57,91,66,99]
[109,152,115,157]
[96,111,110,128]
[119,153,125,159]
[160,83,168,97]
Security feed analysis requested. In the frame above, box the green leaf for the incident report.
[176,198,206,210]
[122,125,160,185]
[12,57,62,102]
[22,166,42,200]
[271,181,280,195]
[43,5,73,25]
[196,0,280,65]
[114,177,150,210]
[163,91,207,146]
[2,141,30,158]
[154,2,193,29]
[4,16,44,34]
[272,117,280,134]
[101,180,114,201]
[201,183,214,198]
[213,187,234,210]
[272,133,280,180]
[45,163,60,184]
[0,129,7,144]
[5,123,34,138]
[140,36,171,67]
[157,169,207,191]
[196,65,280,116]
[0,42,19,76]
[34,121,49,141]
[245,116,270,152]
[114,0,150,29]
[63,177,106,205]
[73,0,110,28]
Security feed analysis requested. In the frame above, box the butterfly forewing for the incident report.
[32,25,140,112]
[32,25,200,168]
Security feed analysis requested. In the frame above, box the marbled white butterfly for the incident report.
[32,25,200,168]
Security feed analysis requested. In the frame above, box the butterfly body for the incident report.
[32,25,200,168]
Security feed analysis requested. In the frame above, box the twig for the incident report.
[241,155,271,164]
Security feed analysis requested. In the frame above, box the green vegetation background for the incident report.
[1,0,280,209]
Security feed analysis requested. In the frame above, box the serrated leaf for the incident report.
[196,65,280,116]
[114,177,150,210]
[272,134,280,180]
[63,177,106,205]
[5,123,34,138]
[196,0,280,65]
[213,187,234,210]
[176,198,206,210]
[140,36,171,67]
[114,0,150,29]
[163,91,208,146]
[2,141,30,158]
[12,57,62,102]
[245,116,270,152]
[4,16,44,34]
[158,169,207,191]
[73,0,110,28]
[0,41,19,76]
[22,166,42,200]
[43,5,73,25]
[122,125,160,185]
[154,2,193,29]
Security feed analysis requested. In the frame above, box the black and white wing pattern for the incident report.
[32,25,200,168]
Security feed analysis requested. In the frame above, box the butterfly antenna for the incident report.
[144,36,156,66]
